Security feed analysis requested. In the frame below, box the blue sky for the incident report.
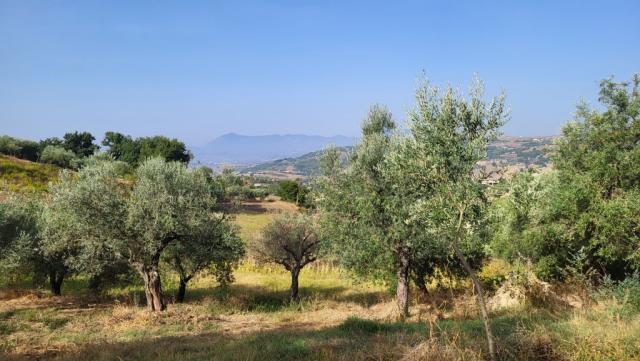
[1,0,638,146]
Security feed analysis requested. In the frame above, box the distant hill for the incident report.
[240,136,557,179]
[240,147,352,178]
[191,133,355,166]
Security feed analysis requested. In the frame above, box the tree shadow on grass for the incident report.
[232,201,270,214]
[1,305,568,361]
[3,317,427,361]
[1,281,389,320]
[167,283,389,312]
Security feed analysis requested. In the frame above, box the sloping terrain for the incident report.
[0,156,60,193]
[241,136,556,179]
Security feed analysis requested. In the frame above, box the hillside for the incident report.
[240,147,351,178]
[0,155,60,193]
[241,136,556,179]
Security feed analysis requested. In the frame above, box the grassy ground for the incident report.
[232,197,298,241]
[0,156,59,193]
[1,264,639,361]
[1,199,639,360]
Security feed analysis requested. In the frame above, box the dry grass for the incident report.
[1,200,638,360]
[232,198,297,241]
[1,265,640,360]
[0,265,424,360]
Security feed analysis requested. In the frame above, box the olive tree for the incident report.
[317,105,424,319]
[389,77,507,359]
[164,217,244,302]
[46,158,233,311]
[252,212,320,302]
[0,195,71,295]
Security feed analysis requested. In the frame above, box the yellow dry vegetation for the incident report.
[0,156,60,193]
[1,200,639,361]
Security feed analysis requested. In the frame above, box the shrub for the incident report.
[0,135,40,161]
[593,272,640,313]
[39,145,78,168]
[276,180,307,205]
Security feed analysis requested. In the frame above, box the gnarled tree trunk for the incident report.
[396,250,411,320]
[290,266,300,303]
[49,270,65,296]
[137,263,166,311]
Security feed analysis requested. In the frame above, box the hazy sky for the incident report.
[1,1,638,146]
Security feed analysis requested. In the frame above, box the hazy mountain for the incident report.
[240,136,557,179]
[191,133,355,165]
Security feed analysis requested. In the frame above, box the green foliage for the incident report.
[316,105,403,284]
[276,180,308,205]
[102,132,192,166]
[318,80,505,296]
[62,131,98,158]
[490,75,640,280]
[0,194,68,291]
[202,168,270,202]
[0,195,40,261]
[593,272,640,313]
[0,133,97,167]
[39,145,79,169]
[163,215,245,289]
[0,135,40,161]
[252,211,320,301]
[252,212,320,271]
[39,137,63,150]
[138,136,192,164]
[42,158,243,308]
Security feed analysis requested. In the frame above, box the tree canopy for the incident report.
[102,132,192,166]
[252,211,320,302]
[491,75,640,280]
[43,158,240,310]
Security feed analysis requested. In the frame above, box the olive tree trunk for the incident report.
[176,274,193,303]
[396,251,411,319]
[49,270,65,296]
[453,208,495,360]
[137,263,166,311]
[290,266,300,303]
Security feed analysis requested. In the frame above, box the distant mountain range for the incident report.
[239,136,557,179]
[191,133,355,165]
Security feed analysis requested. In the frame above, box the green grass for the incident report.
[0,155,60,193]
[234,212,274,241]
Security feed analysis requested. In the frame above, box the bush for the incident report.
[276,180,307,205]
[0,136,40,161]
[478,258,513,289]
[593,272,640,313]
[39,145,78,168]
